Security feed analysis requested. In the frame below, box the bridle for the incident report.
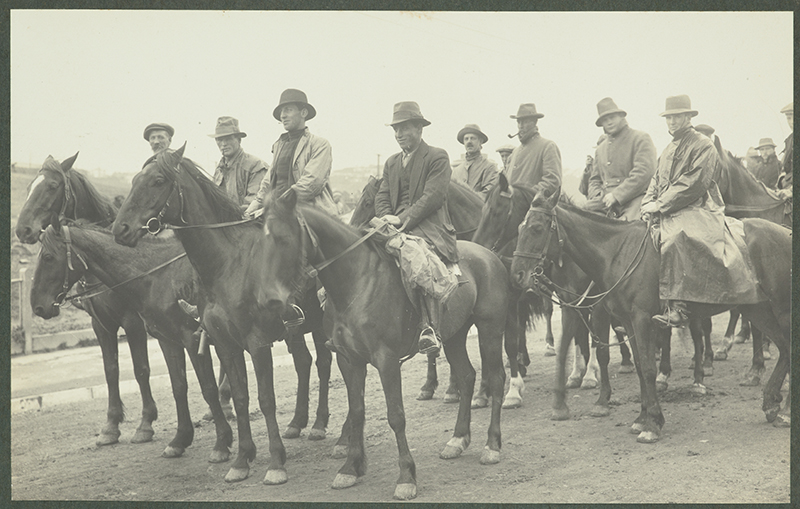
[489,188,517,253]
[51,225,89,306]
[512,205,563,289]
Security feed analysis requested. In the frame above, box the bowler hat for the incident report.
[143,122,174,141]
[780,102,793,114]
[756,137,776,149]
[208,116,247,139]
[510,103,544,120]
[273,89,316,121]
[695,124,715,136]
[659,95,698,117]
[496,144,515,154]
[386,101,431,127]
[595,97,627,126]
[457,124,488,144]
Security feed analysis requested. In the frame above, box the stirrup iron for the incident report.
[283,304,306,329]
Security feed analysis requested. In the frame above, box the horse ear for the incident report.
[50,213,61,234]
[175,142,187,160]
[61,152,79,173]
[277,187,298,211]
[547,187,561,208]
[498,172,509,192]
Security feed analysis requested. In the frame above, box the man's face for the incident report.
[500,152,512,168]
[216,134,242,159]
[664,113,691,134]
[393,121,424,153]
[462,133,483,157]
[599,113,625,135]
[148,130,171,153]
[280,104,307,132]
[517,117,538,139]
[785,112,793,130]
[759,146,776,159]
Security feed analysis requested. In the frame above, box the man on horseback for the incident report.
[579,135,606,198]
[143,122,173,154]
[210,116,268,212]
[587,97,656,220]
[641,95,762,328]
[751,137,781,189]
[451,124,499,198]
[375,101,458,355]
[246,88,338,216]
[505,103,562,198]
[496,144,515,172]
[776,102,793,201]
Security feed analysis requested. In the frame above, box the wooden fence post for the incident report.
[20,267,33,355]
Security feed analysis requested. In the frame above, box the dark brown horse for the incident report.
[15,154,156,447]
[31,220,234,461]
[112,146,331,485]
[512,190,790,442]
[256,187,508,500]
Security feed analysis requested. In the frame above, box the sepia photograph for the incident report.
[9,8,792,503]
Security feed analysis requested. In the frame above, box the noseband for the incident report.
[143,163,187,235]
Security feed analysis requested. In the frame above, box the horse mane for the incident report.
[449,179,485,207]
[556,199,640,226]
[68,168,118,224]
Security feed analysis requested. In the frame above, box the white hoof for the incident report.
[308,428,326,441]
[470,396,489,409]
[394,483,417,500]
[224,467,250,483]
[263,469,288,485]
[162,445,185,458]
[689,383,707,395]
[630,421,646,434]
[332,473,358,489]
[331,444,348,459]
[580,378,598,390]
[440,436,469,459]
[480,446,500,465]
[637,430,660,443]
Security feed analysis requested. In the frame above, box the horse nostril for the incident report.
[515,271,526,285]
[34,306,46,318]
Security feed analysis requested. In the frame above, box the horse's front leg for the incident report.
[122,313,158,444]
[629,311,664,443]
[441,325,475,461]
[249,336,288,485]
[332,353,368,491]
[687,317,707,393]
[589,307,612,417]
[551,307,574,421]
[155,339,194,458]
[741,326,766,386]
[216,346,256,483]
[655,328,671,392]
[93,317,125,446]
[499,305,522,409]
[543,297,556,356]
[310,328,332,440]
[284,333,312,439]
[417,352,440,401]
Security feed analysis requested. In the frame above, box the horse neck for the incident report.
[718,160,777,207]
[68,171,114,225]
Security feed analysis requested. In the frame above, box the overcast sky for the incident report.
[11,10,793,182]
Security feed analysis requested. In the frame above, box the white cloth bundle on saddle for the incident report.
[369,217,459,302]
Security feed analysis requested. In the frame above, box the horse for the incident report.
[112,145,332,485]
[31,219,235,461]
[349,175,539,407]
[256,186,508,500]
[15,154,158,446]
[512,190,790,442]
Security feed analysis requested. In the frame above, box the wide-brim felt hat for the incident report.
[273,89,317,121]
[386,101,431,127]
[208,116,247,139]
[496,144,515,154]
[595,97,627,126]
[659,95,698,117]
[780,102,793,114]
[694,124,715,136]
[510,103,544,120]
[457,124,488,144]
[143,122,174,141]
[746,147,759,158]
[756,137,776,149]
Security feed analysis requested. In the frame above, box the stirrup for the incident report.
[282,304,305,329]
[418,327,442,355]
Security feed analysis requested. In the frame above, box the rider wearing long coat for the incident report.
[643,125,762,305]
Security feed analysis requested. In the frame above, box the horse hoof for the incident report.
[690,384,707,395]
[130,429,154,444]
[773,414,790,428]
[202,410,214,421]
[393,483,417,500]
[589,405,611,417]
[95,432,121,446]
[764,407,779,423]
[502,397,521,409]
[618,364,635,374]
[636,431,660,443]
[713,349,728,361]
[208,449,231,464]
[224,467,250,483]
[471,397,489,409]
[740,376,760,387]
[331,445,348,459]
[703,366,713,377]
[332,473,358,490]
[630,422,646,434]
[162,445,185,458]
[417,390,434,401]
[308,428,326,441]
[550,407,570,421]
[580,379,598,390]
[565,378,581,389]
[762,349,772,360]
[440,437,469,459]
[480,446,501,465]
[444,392,460,404]
[282,426,301,439]
[656,381,668,393]
[263,469,288,485]
[733,335,747,344]
[544,344,556,357]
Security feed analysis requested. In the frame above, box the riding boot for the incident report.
[418,293,443,355]
[652,300,689,329]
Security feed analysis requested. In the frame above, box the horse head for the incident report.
[348,175,381,228]
[113,144,187,247]
[510,187,561,291]
[31,219,88,319]
[15,152,79,243]
[472,172,516,251]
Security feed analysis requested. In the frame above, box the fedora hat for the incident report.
[510,103,544,120]
[756,137,776,149]
[457,124,488,144]
[780,102,793,114]
[496,144,515,154]
[208,116,247,139]
[386,101,431,127]
[659,95,698,117]
[746,147,759,159]
[595,97,627,126]
[143,122,174,141]
[273,89,316,121]
[694,124,715,137]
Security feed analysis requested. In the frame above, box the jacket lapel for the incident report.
[408,140,429,201]
[389,154,402,210]
[292,129,309,181]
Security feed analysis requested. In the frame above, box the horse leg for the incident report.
[203,361,234,421]
[617,330,634,373]
[94,318,125,446]
[122,314,158,444]
[248,338,288,485]
[517,319,531,377]
[740,326,766,386]
[543,298,556,356]
[498,306,521,409]
[589,307,612,417]
[734,315,751,344]
[702,317,714,377]
[687,317,707,394]
[581,311,599,390]
[629,311,664,443]
[444,366,461,404]
[283,333,312,439]
[564,308,585,389]
[440,324,475,461]
[714,309,739,360]
[760,327,772,360]
[476,318,505,465]
[155,339,194,458]
[332,354,368,491]
[551,309,575,421]
[309,328,332,440]
[745,313,790,426]
[217,347,256,482]
[417,352,439,401]
[655,329,671,393]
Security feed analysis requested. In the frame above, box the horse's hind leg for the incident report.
[656,329,671,393]
[248,338,288,485]
[156,339,194,458]
[284,333,312,439]
[417,352,439,401]
[309,327,332,440]
[581,310,600,390]
[94,318,125,446]
[702,317,713,376]
[499,305,522,409]
[563,308,586,389]
[551,307,575,421]
[715,309,740,360]
[440,324,475,461]
[204,362,234,421]
[745,312,789,425]
[589,307,612,417]
[332,354,368,491]
[741,326,766,386]
[543,298,556,356]
[687,317,707,393]
[476,319,504,465]
[122,313,158,444]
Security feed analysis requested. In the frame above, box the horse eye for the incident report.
[48,181,59,189]
[42,253,54,263]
